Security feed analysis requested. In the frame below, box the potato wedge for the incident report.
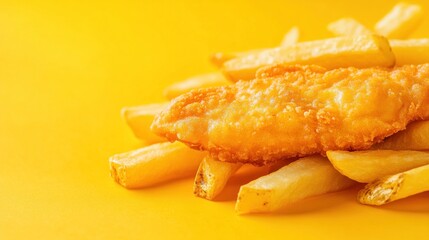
[109,142,206,188]
[375,2,423,39]
[193,156,242,200]
[358,163,429,206]
[223,34,395,81]
[327,150,429,183]
[390,39,429,66]
[121,103,169,143]
[235,155,354,214]
[163,72,231,100]
[280,26,299,46]
[375,121,429,150]
[327,18,372,36]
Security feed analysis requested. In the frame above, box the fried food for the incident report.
[327,150,429,183]
[210,49,262,69]
[164,72,231,100]
[109,142,206,188]
[280,26,300,46]
[375,120,429,150]
[122,103,169,143]
[222,34,394,81]
[235,155,355,214]
[152,64,429,165]
[193,156,242,200]
[210,27,300,68]
[375,2,423,39]
[390,39,429,66]
[327,18,372,36]
[358,163,429,206]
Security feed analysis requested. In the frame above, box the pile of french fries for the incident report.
[110,2,429,214]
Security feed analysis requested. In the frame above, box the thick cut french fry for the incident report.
[374,2,423,39]
[222,35,395,81]
[211,27,299,68]
[375,121,429,150]
[121,103,169,143]
[210,52,239,68]
[109,142,206,188]
[390,39,429,66]
[235,156,354,214]
[267,158,297,173]
[212,27,299,68]
[280,26,299,46]
[163,72,231,100]
[327,18,372,36]
[210,49,263,68]
[193,156,242,200]
[358,164,429,206]
[327,150,429,183]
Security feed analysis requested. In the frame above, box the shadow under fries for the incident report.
[270,185,361,215]
[375,191,429,213]
[214,164,272,202]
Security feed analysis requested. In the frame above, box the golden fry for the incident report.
[327,150,429,183]
[222,35,395,81]
[358,163,429,206]
[267,158,296,173]
[280,26,300,46]
[163,72,231,100]
[235,156,354,214]
[210,27,299,68]
[210,52,238,68]
[327,18,372,36]
[122,103,169,143]
[375,121,429,150]
[109,142,206,188]
[374,2,423,39]
[210,49,262,68]
[193,156,242,200]
[390,39,429,66]
[211,27,299,68]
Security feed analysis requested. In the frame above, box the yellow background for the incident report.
[1,0,429,239]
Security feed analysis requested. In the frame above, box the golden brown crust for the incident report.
[152,64,429,165]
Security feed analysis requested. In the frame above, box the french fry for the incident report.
[121,103,169,143]
[327,18,372,36]
[267,158,296,173]
[374,2,423,39]
[163,72,231,100]
[235,156,354,214]
[222,34,395,81]
[280,26,300,46]
[211,27,299,68]
[327,150,429,183]
[390,39,429,66]
[193,156,242,200]
[375,121,429,150]
[210,52,238,68]
[210,49,262,68]
[109,142,206,188]
[358,163,429,206]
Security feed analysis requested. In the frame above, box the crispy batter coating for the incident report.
[152,64,429,165]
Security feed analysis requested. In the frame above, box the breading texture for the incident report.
[152,64,429,165]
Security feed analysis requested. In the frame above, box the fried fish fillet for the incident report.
[152,64,429,165]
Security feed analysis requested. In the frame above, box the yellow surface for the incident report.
[1,0,429,239]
